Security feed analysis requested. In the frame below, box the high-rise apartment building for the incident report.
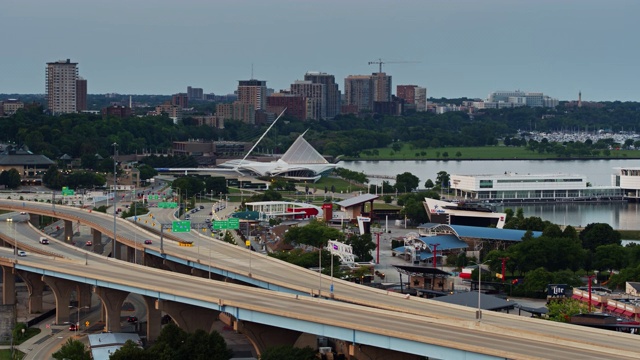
[415,87,427,112]
[237,79,267,110]
[46,59,79,114]
[290,80,325,120]
[76,77,87,112]
[187,86,204,101]
[372,72,392,102]
[344,75,374,112]
[172,93,189,108]
[397,85,427,111]
[303,72,341,119]
[397,85,417,104]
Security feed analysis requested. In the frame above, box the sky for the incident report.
[1,0,639,101]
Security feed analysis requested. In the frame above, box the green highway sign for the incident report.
[172,220,191,233]
[213,218,240,230]
[61,187,75,196]
[158,202,177,208]
[228,218,240,229]
[147,195,159,200]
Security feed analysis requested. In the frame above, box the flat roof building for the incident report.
[450,172,622,202]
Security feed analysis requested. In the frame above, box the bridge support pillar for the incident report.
[155,300,219,334]
[78,284,93,309]
[18,271,44,313]
[93,286,129,333]
[142,296,163,342]
[2,265,16,305]
[126,246,135,263]
[63,219,73,242]
[42,276,75,325]
[235,320,303,356]
[91,228,102,244]
[28,214,40,227]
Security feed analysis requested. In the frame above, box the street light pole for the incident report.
[112,142,118,259]
[475,260,491,322]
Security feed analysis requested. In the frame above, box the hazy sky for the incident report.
[2,0,638,101]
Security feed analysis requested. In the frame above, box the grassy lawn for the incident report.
[351,144,640,161]
[618,230,640,240]
[0,349,24,359]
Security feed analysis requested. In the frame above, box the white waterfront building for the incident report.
[613,167,640,201]
[450,172,621,202]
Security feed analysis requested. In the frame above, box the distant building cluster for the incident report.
[1,59,571,122]
[479,90,558,109]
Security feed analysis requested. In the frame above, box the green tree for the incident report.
[283,219,342,248]
[593,244,626,272]
[52,338,91,360]
[395,172,419,193]
[424,179,434,188]
[109,339,152,360]
[435,171,450,188]
[547,299,588,322]
[345,233,376,262]
[579,223,621,252]
[137,164,158,181]
[0,168,21,189]
[259,345,317,360]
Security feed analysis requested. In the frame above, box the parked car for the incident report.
[144,240,152,245]
[199,205,204,209]
[127,316,138,323]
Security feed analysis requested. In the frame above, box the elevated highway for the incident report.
[1,199,639,359]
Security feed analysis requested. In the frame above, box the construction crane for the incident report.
[367,58,419,73]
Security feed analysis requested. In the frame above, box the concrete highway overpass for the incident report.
[0,199,639,359]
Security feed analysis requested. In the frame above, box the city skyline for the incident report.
[1,0,638,101]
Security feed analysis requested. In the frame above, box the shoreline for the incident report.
[340,156,640,162]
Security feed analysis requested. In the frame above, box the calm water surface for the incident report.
[338,159,640,230]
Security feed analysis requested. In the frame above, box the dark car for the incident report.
[85,241,92,246]
[199,205,204,210]
[144,240,152,245]
[127,316,138,323]
[69,323,78,331]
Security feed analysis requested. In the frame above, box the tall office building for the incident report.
[344,75,374,112]
[303,72,341,119]
[237,79,267,110]
[76,77,87,112]
[46,59,79,114]
[290,80,326,120]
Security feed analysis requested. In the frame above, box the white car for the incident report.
[17,250,27,257]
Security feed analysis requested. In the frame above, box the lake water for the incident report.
[338,159,640,230]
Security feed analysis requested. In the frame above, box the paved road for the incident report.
[2,200,640,359]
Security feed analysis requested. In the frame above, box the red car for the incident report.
[85,241,92,246]
[69,323,78,331]
[144,240,152,245]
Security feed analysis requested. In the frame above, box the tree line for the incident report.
[4,101,640,164]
